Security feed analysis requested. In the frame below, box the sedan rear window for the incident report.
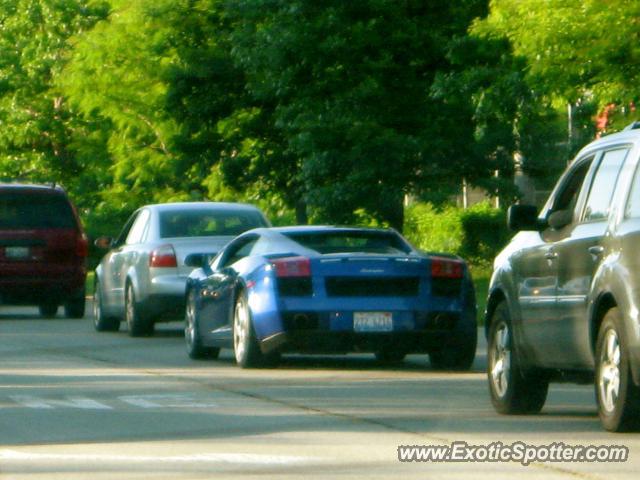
[283,231,412,255]
[159,209,267,238]
[0,193,76,229]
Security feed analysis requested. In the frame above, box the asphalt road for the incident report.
[1,302,639,479]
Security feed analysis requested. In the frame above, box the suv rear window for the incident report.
[159,209,267,238]
[0,193,76,229]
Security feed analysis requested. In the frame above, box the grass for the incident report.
[85,271,94,296]
[470,263,492,326]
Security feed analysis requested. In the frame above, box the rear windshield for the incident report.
[159,209,267,238]
[282,231,412,255]
[0,193,76,229]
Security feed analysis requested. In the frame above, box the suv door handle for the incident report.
[589,246,605,256]
[544,251,558,260]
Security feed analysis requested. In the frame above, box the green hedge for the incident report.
[403,202,511,267]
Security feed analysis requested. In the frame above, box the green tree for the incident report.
[475,0,640,133]
[0,0,110,200]
[227,0,488,229]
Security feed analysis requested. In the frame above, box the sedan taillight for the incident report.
[150,244,178,268]
[271,256,311,277]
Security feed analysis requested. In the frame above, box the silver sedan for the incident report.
[93,202,270,336]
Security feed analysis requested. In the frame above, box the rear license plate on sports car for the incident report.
[353,312,393,332]
[5,247,29,260]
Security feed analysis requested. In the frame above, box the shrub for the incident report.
[404,201,510,266]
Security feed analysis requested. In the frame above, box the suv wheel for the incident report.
[39,303,58,318]
[487,301,548,414]
[185,289,220,359]
[125,282,153,337]
[595,307,640,432]
[64,290,86,319]
[93,280,120,332]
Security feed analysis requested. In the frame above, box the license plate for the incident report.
[353,312,393,332]
[5,247,29,259]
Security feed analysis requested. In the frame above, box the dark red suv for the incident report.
[0,184,88,318]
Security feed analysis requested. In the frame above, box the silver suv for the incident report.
[486,123,640,432]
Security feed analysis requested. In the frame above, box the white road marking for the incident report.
[118,394,217,408]
[0,450,313,465]
[9,395,112,410]
[7,394,217,410]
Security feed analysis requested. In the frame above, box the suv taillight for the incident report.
[271,257,311,277]
[431,257,464,279]
[150,244,178,268]
[76,234,89,258]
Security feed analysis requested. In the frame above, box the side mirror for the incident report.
[507,205,542,232]
[547,209,573,230]
[94,236,113,250]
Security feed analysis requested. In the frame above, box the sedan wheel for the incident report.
[125,283,152,337]
[185,290,219,360]
[233,291,264,368]
[487,301,548,414]
[93,281,120,332]
[595,307,640,432]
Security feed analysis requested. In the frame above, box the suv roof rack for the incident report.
[623,121,640,131]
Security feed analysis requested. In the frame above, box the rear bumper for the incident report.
[0,270,85,305]
[257,310,475,354]
[148,274,189,295]
[264,330,471,355]
[137,293,185,322]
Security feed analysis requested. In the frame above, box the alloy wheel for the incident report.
[490,322,511,398]
[125,284,135,330]
[598,328,621,414]
[233,296,249,363]
[185,292,197,350]
[93,285,102,328]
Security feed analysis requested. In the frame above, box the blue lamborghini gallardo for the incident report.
[183,226,477,369]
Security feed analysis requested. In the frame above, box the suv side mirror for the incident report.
[507,205,542,231]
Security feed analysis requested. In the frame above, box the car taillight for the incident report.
[76,234,89,257]
[431,257,464,279]
[271,256,311,277]
[150,244,178,268]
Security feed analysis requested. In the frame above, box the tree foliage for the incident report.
[3,0,638,234]
[0,0,109,198]
[475,0,640,133]
[226,0,488,229]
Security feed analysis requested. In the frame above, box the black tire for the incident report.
[185,289,220,360]
[93,280,120,332]
[64,290,86,319]
[125,282,153,337]
[233,290,265,368]
[39,303,58,318]
[595,307,640,432]
[487,301,548,414]
[375,350,406,363]
[429,328,477,371]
